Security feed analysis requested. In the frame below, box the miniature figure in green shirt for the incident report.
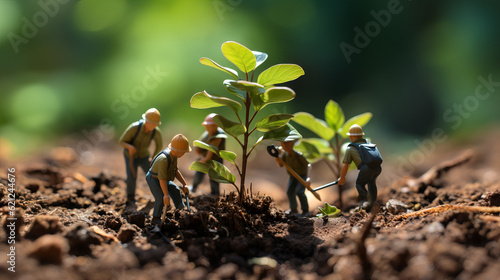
[119,108,163,206]
[338,124,382,210]
[190,113,227,195]
[146,134,191,225]
[275,140,311,216]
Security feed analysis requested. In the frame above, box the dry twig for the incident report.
[405,149,474,192]
[393,204,500,221]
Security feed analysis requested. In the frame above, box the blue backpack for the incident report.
[348,142,383,169]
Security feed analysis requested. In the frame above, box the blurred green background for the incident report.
[1,0,499,158]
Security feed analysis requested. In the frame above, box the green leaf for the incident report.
[292,112,335,141]
[324,100,345,131]
[294,141,321,162]
[300,138,333,155]
[340,112,372,137]
[257,64,305,87]
[193,140,219,155]
[208,160,236,184]
[317,202,341,218]
[223,79,247,101]
[255,114,293,132]
[190,91,242,114]
[221,41,256,73]
[228,80,265,93]
[200,57,238,80]
[219,150,237,165]
[256,87,296,111]
[227,80,267,111]
[260,123,302,142]
[253,51,268,69]
[213,115,246,138]
[189,161,210,173]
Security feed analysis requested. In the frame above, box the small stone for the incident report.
[425,221,445,235]
[386,199,409,215]
[28,234,69,265]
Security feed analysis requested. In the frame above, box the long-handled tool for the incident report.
[312,180,339,192]
[267,145,321,201]
[185,191,191,212]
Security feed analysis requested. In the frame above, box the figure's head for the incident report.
[346,124,364,142]
[168,134,191,158]
[280,141,296,153]
[142,108,161,130]
[202,113,218,134]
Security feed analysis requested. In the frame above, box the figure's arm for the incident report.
[159,179,170,207]
[200,138,222,163]
[119,126,137,156]
[176,170,189,194]
[338,163,349,186]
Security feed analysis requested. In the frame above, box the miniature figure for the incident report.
[273,140,312,216]
[119,108,163,206]
[146,134,191,225]
[337,124,382,210]
[189,113,227,195]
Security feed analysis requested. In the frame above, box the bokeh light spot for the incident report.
[0,1,21,39]
[9,84,62,132]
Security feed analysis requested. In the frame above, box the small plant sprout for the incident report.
[190,41,305,204]
[316,202,341,218]
[292,100,372,209]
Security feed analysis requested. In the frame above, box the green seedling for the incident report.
[316,202,341,218]
[190,41,304,204]
[292,100,372,209]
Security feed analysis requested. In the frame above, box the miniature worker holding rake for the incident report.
[273,140,312,217]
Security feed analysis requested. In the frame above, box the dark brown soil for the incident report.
[1,129,499,279]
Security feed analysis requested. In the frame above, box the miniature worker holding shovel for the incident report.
[338,124,382,211]
[146,134,191,225]
[189,113,227,195]
[274,140,312,216]
[119,108,163,207]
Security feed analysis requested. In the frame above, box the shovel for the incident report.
[312,180,339,192]
[267,145,321,201]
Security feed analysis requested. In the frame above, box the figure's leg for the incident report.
[367,166,382,205]
[138,156,151,175]
[191,171,205,192]
[296,175,309,213]
[146,172,164,224]
[286,177,299,213]
[209,179,220,196]
[355,166,371,202]
[168,181,185,209]
[124,152,138,202]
